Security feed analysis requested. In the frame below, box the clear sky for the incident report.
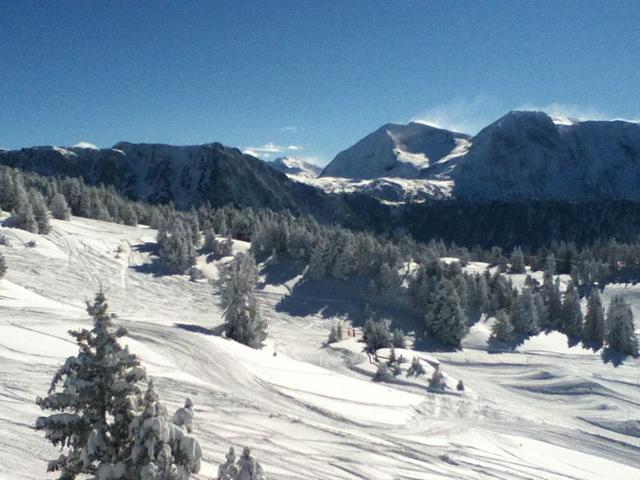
[1,1,639,165]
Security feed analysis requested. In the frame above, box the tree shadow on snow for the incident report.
[133,241,158,254]
[601,348,636,367]
[131,260,177,277]
[485,334,529,354]
[174,323,225,337]
[275,275,418,331]
[258,257,306,289]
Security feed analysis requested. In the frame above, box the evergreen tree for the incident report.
[362,318,391,353]
[583,289,605,347]
[560,281,583,338]
[406,357,426,377]
[0,253,6,279]
[542,273,563,329]
[511,288,540,336]
[50,193,72,220]
[237,447,266,480]
[392,328,406,348]
[12,180,38,233]
[217,252,267,349]
[129,381,180,480]
[605,295,639,356]
[35,291,146,478]
[491,309,515,342]
[425,279,467,348]
[509,247,526,274]
[157,217,196,273]
[30,189,51,234]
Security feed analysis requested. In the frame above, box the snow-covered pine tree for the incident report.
[605,295,639,357]
[406,357,426,377]
[50,192,72,220]
[425,279,467,348]
[362,318,391,353]
[0,253,6,279]
[542,272,563,329]
[509,247,526,274]
[129,380,180,480]
[236,447,267,480]
[428,366,447,390]
[392,328,406,348]
[560,281,583,339]
[491,309,515,342]
[157,216,196,273]
[30,189,51,234]
[217,252,267,349]
[35,291,146,478]
[0,168,16,212]
[12,179,38,233]
[583,288,605,347]
[511,288,540,336]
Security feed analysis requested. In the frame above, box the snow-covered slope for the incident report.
[320,122,471,179]
[1,215,640,479]
[267,156,322,179]
[290,175,453,203]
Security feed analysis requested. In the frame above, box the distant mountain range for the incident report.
[2,110,640,212]
[317,111,640,201]
[267,156,322,179]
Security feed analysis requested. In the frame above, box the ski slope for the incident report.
[1,215,639,479]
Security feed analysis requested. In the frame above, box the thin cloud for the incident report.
[243,142,303,156]
[279,126,301,132]
[412,95,502,134]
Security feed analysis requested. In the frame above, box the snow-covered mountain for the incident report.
[267,156,322,179]
[320,122,471,179]
[0,142,388,225]
[453,111,640,200]
[321,112,640,201]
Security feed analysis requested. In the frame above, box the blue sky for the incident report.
[1,1,639,165]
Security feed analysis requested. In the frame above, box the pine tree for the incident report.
[425,279,467,348]
[511,288,540,336]
[542,273,562,329]
[129,381,180,480]
[605,295,639,356]
[237,447,266,480]
[392,328,406,348]
[35,291,146,478]
[491,309,515,342]
[509,247,526,274]
[560,281,583,339]
[12,180,38,233]
[217,252,267,349]
[406,357,426,377]
[583,289,605,347]
[30,189,51,234]
[362,318,391,353]
[0,253,6,279]
[50,193,72,220]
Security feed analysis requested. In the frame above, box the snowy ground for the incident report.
[1,215,639,479]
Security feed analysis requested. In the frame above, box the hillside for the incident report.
[1,214,639,479]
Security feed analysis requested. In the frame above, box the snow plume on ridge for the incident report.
[515,102,640,124]
[72,141,99,150]
[412,95,501,135]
